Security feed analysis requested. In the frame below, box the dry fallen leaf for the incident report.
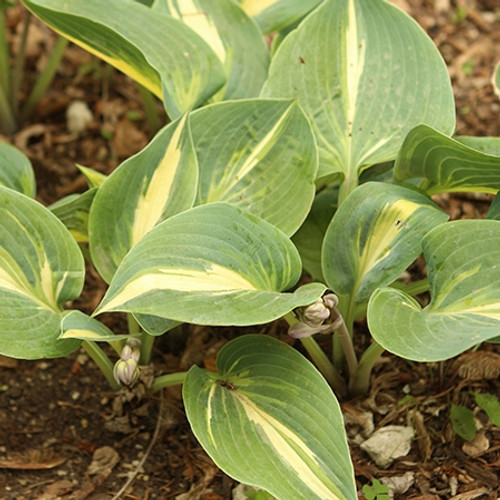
[452,351,500,380]
[0,450,66,469]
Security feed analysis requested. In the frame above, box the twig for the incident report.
[111,391,164,500]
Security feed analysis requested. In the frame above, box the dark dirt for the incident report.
[0,1,499,499]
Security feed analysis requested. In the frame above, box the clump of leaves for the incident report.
[1,0,499,498]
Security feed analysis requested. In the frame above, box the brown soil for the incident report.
[1,1,499,499]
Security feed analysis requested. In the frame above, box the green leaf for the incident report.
[455,136,500,156]
[183,334,356,500]
[322,182,448,304]
[23,0,226,119]
[154,0,269,101]
[0,187,84,358]
[292,186,338,282]
[450,404,476,441]
[238,0,322,34]
[60,310,131,341]
[133,313,179,336]
[486,192,500,221]
[94,203,326,325]
[89,114,198,283]
[474,392,500,426]
[49,188,96,243]
[493,61,500,99]
[368,219,500,361]
[76,164,107,188]
[261,0,455,182]
[395,125,500,195]
[190,99,318,236]
[0,142,36,197]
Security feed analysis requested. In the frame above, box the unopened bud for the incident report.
[303,299,331,323]
[113,358,140,386]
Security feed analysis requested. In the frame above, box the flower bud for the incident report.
[113,358,140,386]
[303,298,331,323]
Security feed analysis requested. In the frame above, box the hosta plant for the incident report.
[1,0,500,498]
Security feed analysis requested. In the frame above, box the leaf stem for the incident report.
[0,9,11,100]
[82,340,120,391]
[284,312,346,397]
[150,371,187,393]
[21,35,68,121]
[349,341,385,396]
[11,9,30,119]
[140,331,155,365]
[137,83,162,135]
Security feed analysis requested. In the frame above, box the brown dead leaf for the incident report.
[0,450,66,469]
[113,117,147,158]
[450,487,490,500]
[452,351,500,380]
[0,355,18,368]
[462,430,490,457]
[413,410,432,462]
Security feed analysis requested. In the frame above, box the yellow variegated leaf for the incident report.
[0,187,84,358]
[184,335,357,499]
[368,220,500,361]
[23,0,226,118]
[94,203,326,325]
[322,182,448,304]
[154,0,269,101]
[89,114,198,283]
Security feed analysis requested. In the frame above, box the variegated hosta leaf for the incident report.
[89,114,198,283]
[60,310,131,341]
[0,187,84,358]
[238,0,322,34]
[94,203,326,325]
[368,220,500,361]
[153,0,269,101]
[23,0,225,119]
[292,186,338,282]
[183,334,357,500]
[261,0,455,182]
[0,142,36,197]
[50,189,97,243]
[395,125,500,195]
[191,99,318,236]
[322,182,449,304]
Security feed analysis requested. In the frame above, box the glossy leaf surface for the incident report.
[95,203,326,325]
[89,114,198,283]
[190,99,317,236]
[395,125,500,194]
[23,0,225,118]
[368,220,500,361]
[184,334,356,500]
[261,0,455,181]
[322,182,448,303]
[0,187,84,358]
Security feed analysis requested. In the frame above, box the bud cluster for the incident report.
[288,293,342,339]
[113,338,141,387]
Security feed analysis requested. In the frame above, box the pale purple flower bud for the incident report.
[113,358,140,386]
[120,338,141,363]
[322,293,338,309]
[303,299,331,323]
[288,321,333,339]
